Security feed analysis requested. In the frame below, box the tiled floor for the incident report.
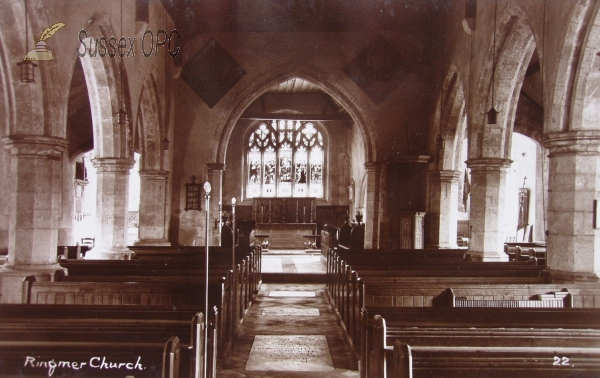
[218,252,358,377]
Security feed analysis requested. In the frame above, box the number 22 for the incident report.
[553,356,570,366]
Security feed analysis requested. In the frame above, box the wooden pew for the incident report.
[505,242,546,265]
[361,307,600,378]
[0,304,217,378]
[23,276,224,307]
[326,248,546,349]
[341,279,600,360]
[391,341,600,378]
[57,245,91,259]
[0,337,182,378]
[35,245,261,375]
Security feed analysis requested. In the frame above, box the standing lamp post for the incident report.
[231,197,236,273]
[203,182,211,378]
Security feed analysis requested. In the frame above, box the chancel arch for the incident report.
[218,69,379,247]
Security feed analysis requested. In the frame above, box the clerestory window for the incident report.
[246,120,324,198]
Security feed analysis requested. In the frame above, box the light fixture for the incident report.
[18,61,37,83]
[231,197,236,273]
[436,134,445,150]
[161,137,170,150]
[203,180,211,378]
[487,0,499,125]
[117,0,128,125]
[18,0,37,83]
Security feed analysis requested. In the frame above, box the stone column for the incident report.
[86,157,135,260]
[0,135,67,303]
[134,170,170,246]
[427,170,461,248]
[544,132,600,283]
[466,158,512,261]
[364,162,381,249]
[207,163,225,246]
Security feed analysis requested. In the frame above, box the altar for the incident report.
[253,197,317,249]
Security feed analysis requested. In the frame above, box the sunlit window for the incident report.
[246,120,324,198]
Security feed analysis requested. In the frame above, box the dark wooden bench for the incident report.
[361,307,600,378]
[21,276,229,368]
[391,341,600,378]
[505,242,547,265]
[338,279,600,360]
[0,337,181,377]
[23,276,224,306]
[0,304,218,378]
[57,245,91,259]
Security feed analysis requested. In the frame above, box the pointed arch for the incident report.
[78,13,131,159]
[215,64,376,166]
[569,1,600,131]
[471,3,539,159]
[547,1,596,133]
[0,0,61,136]
[136,68,164,171]
[433,65,468,171]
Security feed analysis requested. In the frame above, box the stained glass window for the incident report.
[246,121,325,198]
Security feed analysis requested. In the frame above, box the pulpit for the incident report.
[253,198,317,249]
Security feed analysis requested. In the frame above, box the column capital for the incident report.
[364,161,381,172]
[92,157,135,173]
[2,135,67,160]
[543,131,600,156]
[138,170,170,180]
[207,163,226,173]
[427,170,461,183]
[466,158,512,172]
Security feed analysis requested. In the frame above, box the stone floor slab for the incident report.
[261,307,320,316]
[245,335,335,372]
[268,291,316,297]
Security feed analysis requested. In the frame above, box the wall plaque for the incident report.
[185,175,201,211]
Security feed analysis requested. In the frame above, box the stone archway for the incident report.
[215,65,379,247]
[427,67,467,248]
[0,0,69,302]
[467,3,540,260]
[76,15,135,259]
[134,70,170,246]
[543,1,600,282]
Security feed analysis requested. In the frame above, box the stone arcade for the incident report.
[0,0,600,377]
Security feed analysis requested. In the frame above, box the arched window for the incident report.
[246,120,324,198]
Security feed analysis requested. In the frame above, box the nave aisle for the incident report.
[218,282,359,377]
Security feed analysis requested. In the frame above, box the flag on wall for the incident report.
[518,188,530,230]
[462,169,470,210]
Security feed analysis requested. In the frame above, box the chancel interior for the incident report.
[1,0,600,377]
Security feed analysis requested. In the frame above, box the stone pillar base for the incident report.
[467,251,509,262]
[133,239,171,247]
[0,264,66,303]
[84,247,133,260]
[543,269,600,284]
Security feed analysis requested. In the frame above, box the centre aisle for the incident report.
[218,282,359,377]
